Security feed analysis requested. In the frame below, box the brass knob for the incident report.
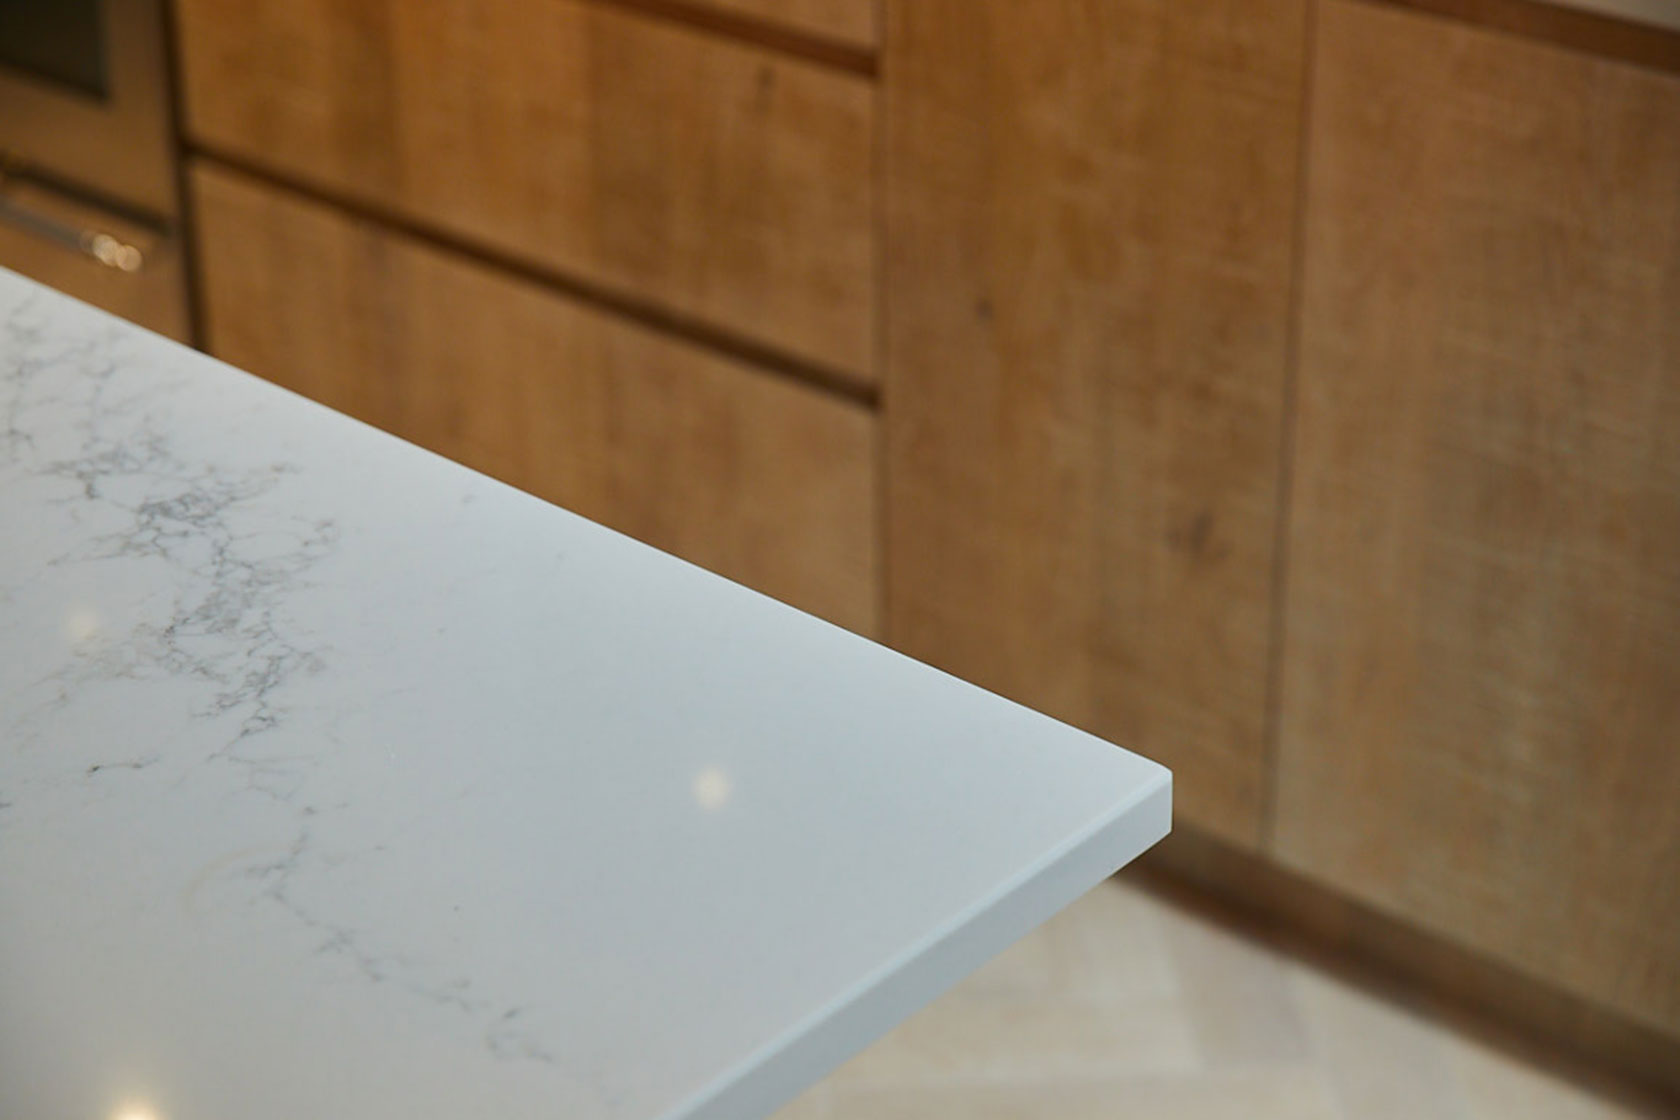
[83,231,144,272]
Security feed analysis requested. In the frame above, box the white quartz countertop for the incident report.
[0,269,1170,1120]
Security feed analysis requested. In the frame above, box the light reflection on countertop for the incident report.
[64,603,102,645]
[692,766,732,811]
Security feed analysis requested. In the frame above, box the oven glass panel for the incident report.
[0,0,109,100]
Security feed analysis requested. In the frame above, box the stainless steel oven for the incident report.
[0,0,189,340]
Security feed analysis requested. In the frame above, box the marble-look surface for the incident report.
[0,269,1170,1120]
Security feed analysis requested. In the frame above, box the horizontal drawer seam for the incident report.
[186,144,881,409]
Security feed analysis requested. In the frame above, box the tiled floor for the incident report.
[773,877,1672,1119]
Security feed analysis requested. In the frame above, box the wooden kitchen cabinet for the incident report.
[174,0,876,381]
[1275,0,1680,1039]
[190,160,877,636]
[171,0,1680,1082]
[687,0,877,49]
[883,0,1309,847]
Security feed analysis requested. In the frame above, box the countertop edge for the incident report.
[663,772,1173,1120]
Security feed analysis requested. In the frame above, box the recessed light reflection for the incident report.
[112,1105,161,1120]
[693,767,732,811]
[65,604,101,645]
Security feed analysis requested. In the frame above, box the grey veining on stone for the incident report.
[0,270,1169,1120]
[3,283,588,1111]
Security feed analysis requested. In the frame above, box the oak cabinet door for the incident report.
[884,0,1309,847]
[191,160,877,636]
[175,0,876,380]
[687,0,877,49]
[1276,0,1680,1038]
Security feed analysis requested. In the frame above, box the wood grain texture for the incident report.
[882,0,1309,847]
[174,0,876,379]
[1276,0,1680,1039]
[190,160,877,634]
[680,0,876,49]
[1379,0,1680,74]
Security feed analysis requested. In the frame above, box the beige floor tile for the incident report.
[770,878,1660,1120]
[1155,894,1310,1068]
[961,879,1180,1007]
[821,1068,1344,1120]
[1290,962,1473,1120]
[1063,877,1188,1004]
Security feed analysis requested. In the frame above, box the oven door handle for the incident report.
[0,186,145,272]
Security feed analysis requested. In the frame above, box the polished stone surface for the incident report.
[0,269,1169,1120]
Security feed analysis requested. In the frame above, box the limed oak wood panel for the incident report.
[883,0,1309,847]
[683,0,877,49]
[190,160,877,635]
[1382,0,1680,74]
[174,0,876,379]
[1276,0,1680,1040]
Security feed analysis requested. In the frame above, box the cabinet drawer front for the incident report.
[191,160,877,635]
[176,0,876,380]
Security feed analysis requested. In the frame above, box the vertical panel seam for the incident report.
[1259,0,1324,853]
